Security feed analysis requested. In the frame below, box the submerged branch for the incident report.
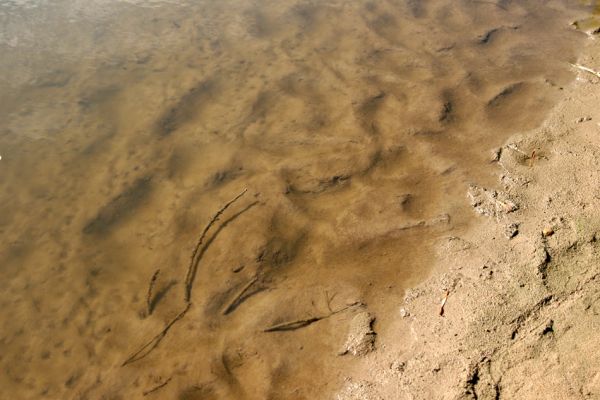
[122,303,191,366]
[222,275,260,315]
[143,377,172,396]
[263,302,363,333]
[146,269,160,316]
[184,189,247,303]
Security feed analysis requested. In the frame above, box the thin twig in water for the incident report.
[264,302,362,333]
[570,63,600,79]
[222,275,259,315]
[264,317,323,332]
[122,303,191,366]
[184,189,248,303]
[146,269,160,316]
[143,377,172,396]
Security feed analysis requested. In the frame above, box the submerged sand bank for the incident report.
[336,36,600,400]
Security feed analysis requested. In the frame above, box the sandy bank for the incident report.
[337,35,600,400]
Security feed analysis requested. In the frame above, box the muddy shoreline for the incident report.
[1,2,599,399]
[336,36,600,400]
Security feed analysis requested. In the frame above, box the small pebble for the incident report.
[504,223,519,239]
[490,147,502,162]
[542,227,554,237]
[390,360,406,372]
[399,308,410,318]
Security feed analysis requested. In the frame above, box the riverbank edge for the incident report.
[337,34,600,400]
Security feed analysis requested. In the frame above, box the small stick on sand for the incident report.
[264,316,323,332]
[122,303,191,366]
[439,290,450,316]
[222,275,259,315]
[570,63,600,79]
[143,377,172,396]
[264,302,362,333]
[184,189,247,303]
[146,269,160,316]
[529,150,536,168]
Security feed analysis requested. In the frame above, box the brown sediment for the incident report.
[155,78,218,137]
[82,176,153,235]
[0,1,597,399]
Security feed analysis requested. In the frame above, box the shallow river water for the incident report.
[0,0,597,398]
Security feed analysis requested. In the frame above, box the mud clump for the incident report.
[467,184,518,218]
[336,380,383,400]
[338,311,376,357]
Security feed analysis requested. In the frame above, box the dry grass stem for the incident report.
[184,188,247,303]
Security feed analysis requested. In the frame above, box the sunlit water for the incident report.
[0,1,596,398]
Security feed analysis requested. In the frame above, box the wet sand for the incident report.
[339,33,600,400]
[0,1,597,399]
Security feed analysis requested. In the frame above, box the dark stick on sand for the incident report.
[263,302,363,333]
[143,377,172,396]
[184,188,247,303]
[222,275,259,315]
[146,269,160,316]
[122,303,191,366]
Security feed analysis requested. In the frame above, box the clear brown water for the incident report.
[0,1,596,398]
